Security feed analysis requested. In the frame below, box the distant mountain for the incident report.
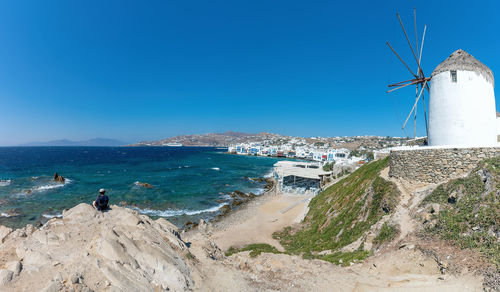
[21,138,127,147]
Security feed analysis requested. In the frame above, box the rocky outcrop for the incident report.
[0,204,196,291]
[53,173,65,183]
[135,182,153,188]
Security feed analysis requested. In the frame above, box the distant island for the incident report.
[20,138,127,147]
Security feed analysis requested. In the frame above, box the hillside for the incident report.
[273,157,399,263]
[131,131,411,150]
[131,132,287,147]
[420,157,500,271]
[222,156,498,290]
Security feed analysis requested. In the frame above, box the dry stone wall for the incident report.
[389,147,500,183]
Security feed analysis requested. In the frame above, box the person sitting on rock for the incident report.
[93,188,109,211]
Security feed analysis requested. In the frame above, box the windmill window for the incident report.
[451,70,457,82]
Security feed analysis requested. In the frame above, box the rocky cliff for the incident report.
[0,204,195,291]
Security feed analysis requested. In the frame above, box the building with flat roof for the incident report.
[273,161,332,195]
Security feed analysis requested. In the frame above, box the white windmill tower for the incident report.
[428,49,497,146]
[387,10,498,147]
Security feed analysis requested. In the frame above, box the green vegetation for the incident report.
[373,222,399,247]
[422,157,500,269]
[225,158,399,265]
[273,157,398,265]
[323,161,335,172]
[335,169,350,179]
[225,243,282,258]
[349,149,374,161]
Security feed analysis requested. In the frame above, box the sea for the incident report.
[0,147,281,229]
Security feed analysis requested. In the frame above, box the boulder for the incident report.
[5,261,22,276]
[0,269,13,286]
[53,173,65,183]
[219,205,231,216]
[428,203,441,215]
[0,225,12,243]
[41,281,62,292]
[62,203,96,222]
[448,191,457,204]
[198,219,211,234]
[202,240,225,260]
[136,182,153,188]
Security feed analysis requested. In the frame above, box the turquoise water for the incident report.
[0,147,280,228]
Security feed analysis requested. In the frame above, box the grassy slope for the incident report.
[421,157,500,269]
[272,157,399,265]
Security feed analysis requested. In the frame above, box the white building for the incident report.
[429,49,497,146]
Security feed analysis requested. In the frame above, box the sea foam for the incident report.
[0,179,11,187]
[130,203,228,217]
[42,213,63,219]
[31,179,72,193]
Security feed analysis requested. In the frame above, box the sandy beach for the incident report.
[184,177,313,252]
[212,193,312,251]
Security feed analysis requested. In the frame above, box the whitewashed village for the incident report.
[228,138,381,195]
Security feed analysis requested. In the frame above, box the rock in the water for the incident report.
[136,182,153,188]
[219,205,231,216]
[53,173,65,183]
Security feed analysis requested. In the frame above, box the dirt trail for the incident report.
[379,167,437,240]
[184,167,485,291]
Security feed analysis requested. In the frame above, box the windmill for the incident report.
[386,9,431,139]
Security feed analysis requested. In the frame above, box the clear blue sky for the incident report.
[0,0,499,145]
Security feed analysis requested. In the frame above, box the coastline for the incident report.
[185,178,313,252]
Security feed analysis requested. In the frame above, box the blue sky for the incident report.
[0,0,499,145]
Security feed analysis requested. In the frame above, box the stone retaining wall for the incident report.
[389,147,500,183]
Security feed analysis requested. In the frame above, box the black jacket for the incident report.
[95,194,109,211]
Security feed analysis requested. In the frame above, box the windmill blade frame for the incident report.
[386,9,430,138]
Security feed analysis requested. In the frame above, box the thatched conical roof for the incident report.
[431,49,494,86]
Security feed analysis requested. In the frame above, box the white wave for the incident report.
[0,179,11,187]
[254,188,265,195]
[31,179,72,193]
[130,203,228,218]
[42,213,62,219]
[263,169,274,178]
[1,211,20,217]
[211,167,220,171]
